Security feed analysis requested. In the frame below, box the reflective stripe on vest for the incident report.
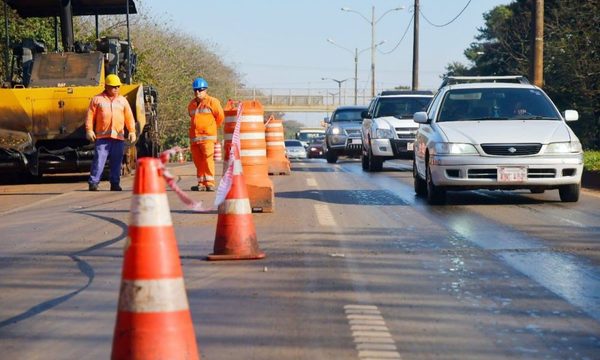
[191,135,218,142]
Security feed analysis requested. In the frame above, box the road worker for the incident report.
[187,77,224,191]
[85,74,136,191]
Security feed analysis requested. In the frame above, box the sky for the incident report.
[141,0,513,125]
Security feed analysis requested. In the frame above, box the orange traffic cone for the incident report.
[208,146,266,261]
[214,141,222,162]
[111,157,199,360]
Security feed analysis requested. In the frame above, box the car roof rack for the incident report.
[379,90,434,96]
[439,75,530,88]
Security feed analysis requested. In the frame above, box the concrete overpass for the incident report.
[233,88,371,112]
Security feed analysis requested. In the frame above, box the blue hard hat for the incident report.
[192,77,208,90]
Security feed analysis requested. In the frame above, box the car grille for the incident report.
[345,128,362,137]
[395,127,417,140]
[481,143,542,156]
[467,168,556,180]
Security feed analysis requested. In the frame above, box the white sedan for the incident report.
[413,76,583,204]
[284,139,307,159]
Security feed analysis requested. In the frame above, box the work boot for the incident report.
[191,184,206,192]
[110,183,122,191]
[205,185,215,192]
[88,183,99,191]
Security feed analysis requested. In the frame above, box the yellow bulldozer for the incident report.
[0,0,159,180]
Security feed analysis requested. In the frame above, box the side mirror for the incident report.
[323,116,330,123]
[563,110,578,122]
[413,111,429,124]
[361,110,370,119]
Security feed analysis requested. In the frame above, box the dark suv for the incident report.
[322,105,368,164]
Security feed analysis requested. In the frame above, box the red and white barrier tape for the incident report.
[157,102,243,212]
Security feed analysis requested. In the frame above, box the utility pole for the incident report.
[412,0,419,90]
[370,6,376,97]
[533,0,544,87]
[354,48,358,105]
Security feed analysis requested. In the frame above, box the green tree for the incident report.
[445,0,599,149]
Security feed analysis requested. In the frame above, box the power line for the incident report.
[378,12,414,55]
[420,0,472,28]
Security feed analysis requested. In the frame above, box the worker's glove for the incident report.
[128,132,137,143]
[86,130,96,142]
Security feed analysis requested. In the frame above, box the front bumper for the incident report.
[328,136,362,155]
[430,154,583,188]
[371,138,415,157]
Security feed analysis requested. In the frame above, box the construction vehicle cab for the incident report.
[0,0,159,179]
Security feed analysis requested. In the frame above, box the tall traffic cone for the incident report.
[111,158,199,360]
[208,146,266,261]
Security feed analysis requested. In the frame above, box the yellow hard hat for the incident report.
[105,74,122,87]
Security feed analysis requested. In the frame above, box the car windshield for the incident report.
[331,108,366,122]
[437,87,561,122]
[285,140,303,147]
[331,108,365,122]
[374,97,431,119]
[297,132,324,141]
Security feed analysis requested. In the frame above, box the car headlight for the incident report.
[310,147,317,151]
[434,142,479,155]
[374,127,395,139]
[546,141,582,153]
[332,127,341,135]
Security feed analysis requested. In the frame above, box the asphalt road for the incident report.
[0,158,599,359]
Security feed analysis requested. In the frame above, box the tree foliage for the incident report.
[445,0,600,149]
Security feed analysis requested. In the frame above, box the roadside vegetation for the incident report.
[445,0,599,151]
[584,151,600,171]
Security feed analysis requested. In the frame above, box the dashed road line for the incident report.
[344,305,401,360]
[314,204,336,227]
[306,177,318,187]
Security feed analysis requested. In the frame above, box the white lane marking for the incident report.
[314,204,336,227]
[344,304,402,359]
[306,177,318,187]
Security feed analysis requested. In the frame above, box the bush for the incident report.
[584,151,600,171]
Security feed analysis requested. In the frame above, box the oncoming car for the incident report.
[322,105,367,163]
[413,76,583,204]
[284,139,307,159]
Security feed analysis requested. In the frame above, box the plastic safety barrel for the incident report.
[223,100,274,212]
[265,117,291,175]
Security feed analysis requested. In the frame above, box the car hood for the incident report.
[373,116,418,129]
[437,120,573,144]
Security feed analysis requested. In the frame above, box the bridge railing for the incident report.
[233,88,372,112]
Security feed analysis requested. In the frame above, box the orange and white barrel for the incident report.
[265,117,290,175]
[224,100,274,212]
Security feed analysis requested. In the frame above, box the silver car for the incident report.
[285,139,307,159]
[413,76,583,204]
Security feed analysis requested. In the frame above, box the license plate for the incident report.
[497,167,527,182]
[349,138,362,145]
[407,142,414,151]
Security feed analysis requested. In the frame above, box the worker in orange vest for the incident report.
[85,74,136,191]
[187,77,224,191]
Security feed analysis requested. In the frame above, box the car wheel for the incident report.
[326,150,338,164]
[361,152,369,171]
[426,162,446,205]
[413,161,427,196]
[367,148,383,172]
[559,183,580,202]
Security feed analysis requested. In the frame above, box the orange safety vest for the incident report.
[85,92,135,140]
[187,95,224,143]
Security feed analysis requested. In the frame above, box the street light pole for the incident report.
[322,77,349,105]
[371,5,376,98]
[342,5,404,98]
[327,39,379,105]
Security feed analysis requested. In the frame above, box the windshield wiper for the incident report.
[517,115,560,120]
[468,117,510,120]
